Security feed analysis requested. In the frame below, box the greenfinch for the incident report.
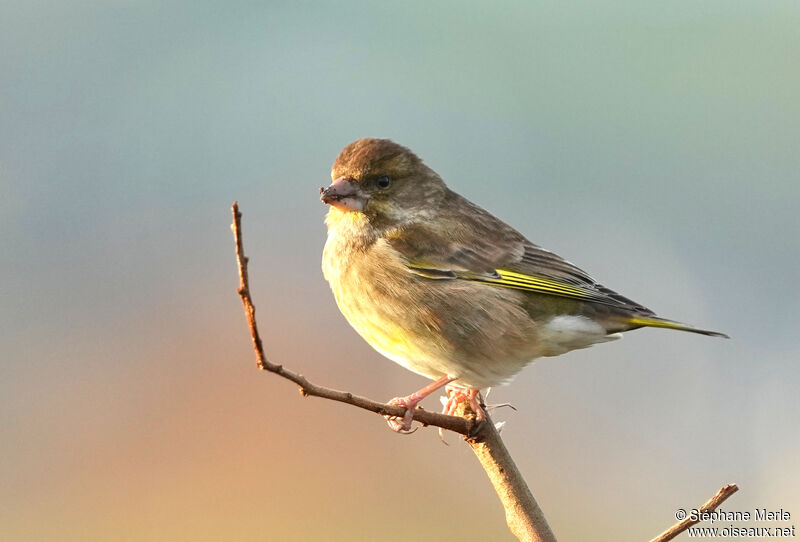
[320,138,726,432]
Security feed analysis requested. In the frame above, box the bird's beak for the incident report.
[320,177,365,212]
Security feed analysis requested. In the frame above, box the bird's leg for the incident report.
[385,375,455,433]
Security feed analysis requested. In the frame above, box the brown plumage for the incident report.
[320,138,726,432]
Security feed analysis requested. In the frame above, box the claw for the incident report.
[385,396,417,433]
[382,375,456,433]
[445,387,485,418]
[441,386,486,419]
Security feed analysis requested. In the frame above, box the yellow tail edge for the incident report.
[628,316,729,339]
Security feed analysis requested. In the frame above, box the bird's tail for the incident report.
[627,316,729,338]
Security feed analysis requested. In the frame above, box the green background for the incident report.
[2,2,798,540]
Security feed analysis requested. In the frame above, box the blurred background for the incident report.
[2,2,799,540]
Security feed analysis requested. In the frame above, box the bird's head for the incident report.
[320,138,446,229]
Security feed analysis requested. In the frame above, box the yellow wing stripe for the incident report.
[496,269,591,297]
[463,268,597,300]
[408,262,599,302]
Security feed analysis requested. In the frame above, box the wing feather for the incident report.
[387,190,653,315]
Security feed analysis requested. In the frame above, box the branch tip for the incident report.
[649,483,740,542]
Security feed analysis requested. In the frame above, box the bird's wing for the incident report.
[386,191,653,314]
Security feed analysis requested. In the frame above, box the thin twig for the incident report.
[649,483,739,542]
[231,202,473,436]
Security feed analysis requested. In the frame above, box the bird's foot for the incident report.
[437,386,486,442]
[384,396,420,433]
[383,375,456,434]
[441,386,485,421]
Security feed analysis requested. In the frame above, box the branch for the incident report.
[649,483,740,542]
[231,202,556,541]
[231,202,472,435]
[232,202,741,542]
[467,413,557,541]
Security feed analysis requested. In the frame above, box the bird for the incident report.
[320,138,727,433]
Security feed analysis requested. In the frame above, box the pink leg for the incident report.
[385,375,455,433]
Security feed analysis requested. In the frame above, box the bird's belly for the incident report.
[327,262,547,389]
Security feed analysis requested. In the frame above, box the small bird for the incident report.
[320,138,727,433]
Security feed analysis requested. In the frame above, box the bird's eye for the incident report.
[375,175,392,189]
